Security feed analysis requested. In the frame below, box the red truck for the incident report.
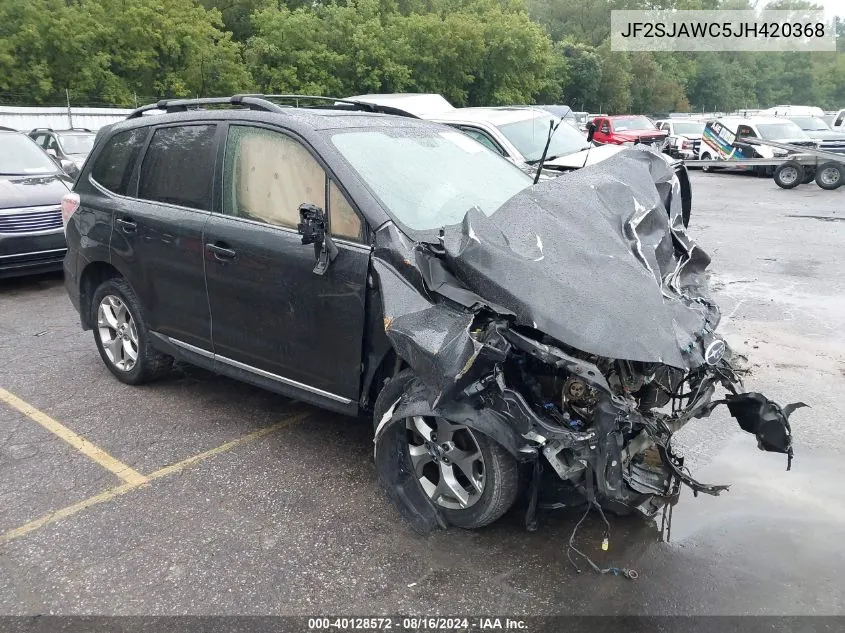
[590,115,667,148]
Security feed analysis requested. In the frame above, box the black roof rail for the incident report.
[125,94,419,120]
[29,127,54,133]
[125,95,284,119]
[261,94,419,118]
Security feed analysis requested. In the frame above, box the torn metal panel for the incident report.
[434,149,716,369]
[368,147,804,535]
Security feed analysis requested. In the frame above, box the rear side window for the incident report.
[91,128,147,195]
[138,125,217,210]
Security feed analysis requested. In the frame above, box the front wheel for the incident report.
[373,369,519,529]
[91,278,173,384]
[815,162,844,190]
[773,161,804,189]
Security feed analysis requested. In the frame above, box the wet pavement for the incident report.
[0,172,843,616]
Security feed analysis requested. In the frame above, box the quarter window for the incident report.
[91,128,148,196]
[329,182,361,241]
[138,125,217,210]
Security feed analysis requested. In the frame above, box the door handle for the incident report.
[116,217,137,233]
[205,242,237,260]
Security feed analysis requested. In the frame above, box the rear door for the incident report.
[203,123,370,412]
[113,123,219,352]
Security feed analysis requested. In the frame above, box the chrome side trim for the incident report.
[166,336,352,405]
[0,248,67,260]
[215,353,353,404]
[167,337,214,359]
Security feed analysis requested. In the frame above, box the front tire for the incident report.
[373,369,519,529]
[773,161,804,189]
[91,278,173,385]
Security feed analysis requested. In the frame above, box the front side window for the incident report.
[737,125,756,138]
[330,127,531,233]
[457,126,505,156]
[138,125,217,210]
[223,125,324,230]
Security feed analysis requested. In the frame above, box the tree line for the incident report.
[0,0,842,113]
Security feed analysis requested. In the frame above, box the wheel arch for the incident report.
[78,261,124,330]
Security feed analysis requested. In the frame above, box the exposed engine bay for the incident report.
[370,147,805,536]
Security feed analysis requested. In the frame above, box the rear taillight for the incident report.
[61,192,80,227]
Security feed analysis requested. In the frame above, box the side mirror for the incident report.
[297,203,326,247]
[586,122,597,143]
[297,203,338,276]
[59,159,77,176]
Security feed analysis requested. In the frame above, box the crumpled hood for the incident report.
[434,148,714,369]
[0,174,68,210]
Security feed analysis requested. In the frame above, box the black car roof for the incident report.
[107,106,435,134]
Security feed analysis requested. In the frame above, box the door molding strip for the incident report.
[167,336,352,405]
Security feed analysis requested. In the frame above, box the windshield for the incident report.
[672,121,705,135]
[498,113,589,163]
[0,134,59,175]
[58,132,95,154]
[788,116,830,131]
[756,122,808,139]
[330,128,531,232]
[612,116,657,132]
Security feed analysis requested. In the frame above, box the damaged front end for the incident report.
[372,148,804,534]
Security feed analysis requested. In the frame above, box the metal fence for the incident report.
[0,106,133,132]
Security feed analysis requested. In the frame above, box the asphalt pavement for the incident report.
[0,171,843,618]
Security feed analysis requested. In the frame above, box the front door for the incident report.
[593,118,612,144]
[203,123,370,412]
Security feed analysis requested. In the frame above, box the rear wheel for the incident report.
[373,369,519,529]
[773,161,804,189]
[701,152,715,172]
[91,278,173,384]
[815,162,844,190]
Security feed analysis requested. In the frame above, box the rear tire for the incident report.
[373,369,519,529]
[91,278,173,385]
[701,153,715,172]
[815,162,844,190]
[773,161,804,189]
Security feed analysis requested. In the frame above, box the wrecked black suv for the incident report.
[63,95,800,533]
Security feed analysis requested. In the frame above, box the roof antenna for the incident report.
[533,118,563,184]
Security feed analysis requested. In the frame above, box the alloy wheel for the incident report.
[406,415,485,510]
[97,295,139,371]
